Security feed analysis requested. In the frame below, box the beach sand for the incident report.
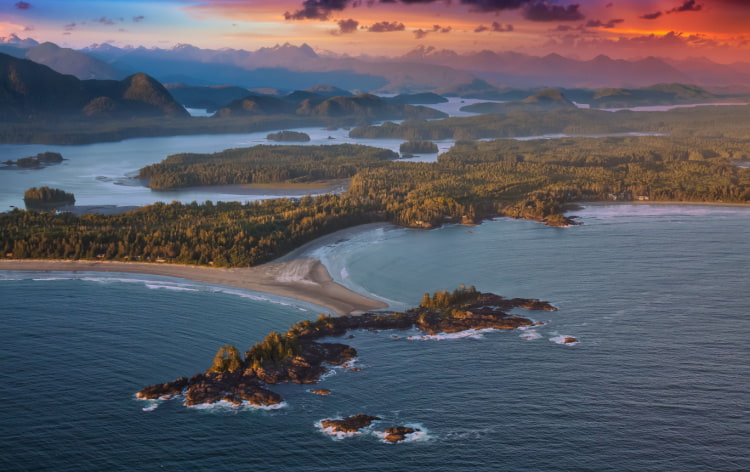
[0,258,388,316]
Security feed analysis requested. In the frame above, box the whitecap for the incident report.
[141,403,158,412]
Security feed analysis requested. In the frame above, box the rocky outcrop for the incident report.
[310,389,331,395]
[384,426,420,443]
[136,377,189,399]
[320,415,381,433]
[139,289,556,409]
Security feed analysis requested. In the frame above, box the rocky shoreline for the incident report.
[137,288,557,408]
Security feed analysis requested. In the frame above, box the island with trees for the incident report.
[2,152,64,168]
[266,130,311,142]
[137,286,554,412]
[399,140,439,154]
[23,186,75,210]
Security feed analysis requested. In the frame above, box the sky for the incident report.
[1,0,748,62]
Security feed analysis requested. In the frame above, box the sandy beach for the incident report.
[0,258,388,316]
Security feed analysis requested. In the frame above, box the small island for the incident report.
[23,186,75,210]
[266,130,311,142]
[399,140,439,154]
[137,286,556,408]
[3,152,64,168]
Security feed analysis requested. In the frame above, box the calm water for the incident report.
[2,205,749,471]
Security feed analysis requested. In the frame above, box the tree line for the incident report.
[2,132,749,267]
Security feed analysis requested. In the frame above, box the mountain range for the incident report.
[5,35,748,93]
[0,52,188,120]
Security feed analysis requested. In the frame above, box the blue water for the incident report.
[1,205,749,471]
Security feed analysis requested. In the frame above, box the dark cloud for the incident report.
[64,22,77,31]
[640,11,662,20]
[413,28,429,39]
[459,0,530,13]
[475,21,513,32]
[585,18,624,28]
[284,0,349,20]
[493,22,513,32]
[333,18,359,34]
[94,17,124,26]
[23,25,34,31]
[413,24,451,39]
[14,1,31,10]
[283,0,585,22]
[668,0,702,13]
[523,2,584,22]
[133,16,145,23]
[367,21,405,32]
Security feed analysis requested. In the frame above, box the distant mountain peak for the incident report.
[0,34,39,48]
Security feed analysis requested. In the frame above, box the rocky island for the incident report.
[320,415,381,434]
[3,151,64,168]
[137,286,556,407]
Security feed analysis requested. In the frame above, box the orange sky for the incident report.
[1,0,748,62]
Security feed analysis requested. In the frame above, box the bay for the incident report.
[1,204,748,471]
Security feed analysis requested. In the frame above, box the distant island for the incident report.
[399,140,439,154]
[266,130,311,142]
[137,286,555,411]
[2,151,63,168]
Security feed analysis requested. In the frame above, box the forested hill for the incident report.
[138,144,400,189]
[0,52,188,120]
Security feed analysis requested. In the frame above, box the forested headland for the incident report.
[138,144,399,189]
[2,127,749,267]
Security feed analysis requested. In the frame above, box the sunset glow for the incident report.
[0,0,748,61]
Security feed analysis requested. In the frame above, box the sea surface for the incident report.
[1,204,749,472]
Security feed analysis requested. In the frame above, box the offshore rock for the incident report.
[320,414,381,433]
[384,426,420,443]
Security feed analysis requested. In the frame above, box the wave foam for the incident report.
[145,283,199,292]
[186,400,287,411]
[315,418,381,440]
[519,330,542,341]
[17,271,316,312]
[407,328,496,341]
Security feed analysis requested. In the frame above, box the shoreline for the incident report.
[579,200,750,208]
[0,258,388,316]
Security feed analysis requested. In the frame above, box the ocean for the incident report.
[1,204,749,471]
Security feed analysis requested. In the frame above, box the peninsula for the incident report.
[136,286,556,408]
